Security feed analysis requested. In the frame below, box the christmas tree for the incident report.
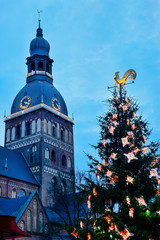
[71,70,160,240]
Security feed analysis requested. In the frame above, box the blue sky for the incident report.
[0,0,160,170]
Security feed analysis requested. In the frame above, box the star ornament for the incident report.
[106,170,112,178]
[126,175,134,184]
[129,208,134,218]
[126,196,131,205]
[124,152,137,163]
[110,175,118,184]
[109,126,115,134]
[112,120,118,126]
[157,210,160,216]
[104,215,113,224]
[133,147,139,154]
[71,228,78,238]
[103,159,109,166]
[121,136,129,147]
[110,153,117,159]
[97,163,102,171]
[136,197,147,206]
[131,124,136,130]
[127,131,134,138]
[122,105,128,111]
[113,113,118,119]
[150,169,158,178]
[109,223,114,231]
[142,147,150,154]
[120,229,131,239]
[102,139,108,147]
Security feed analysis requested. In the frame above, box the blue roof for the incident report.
[11,80,68,116]
[0,146,39,186]
[30,25,50,57]
[0,191,35,223]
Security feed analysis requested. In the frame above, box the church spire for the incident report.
[36,10,43,37]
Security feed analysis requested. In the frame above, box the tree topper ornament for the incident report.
[114,69,137,85]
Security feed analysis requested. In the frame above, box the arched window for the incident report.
[31,120,36,134]
[65,129,68,143]
[19,221,25,231]
[6,129,10,142]
[45,148,50,159]
[67,157,72,168]
[12,188,16,198]
[52,124,56,137]
[62,155,67,167]
[0,186,2,196]
[52,177,58,198]
[44,224,49,234]
[39,212,43,233]
[51,150,56,162]
[11,127,15,141]
[61,128,65,141]
[46,63,49,73]
[38,61,43,71]
[21,121,25,137]
[16,125,21,139]
[26,122,31,136]
[33,199,37,232]
[44,119,47,133]
[61,180,66,195]
[32,145,37,152]
[69,131,72,144]
[27,210,31,232]
[48,121,51,135]
[31,62,35,71]
[37,118,41,132]
[19,189,26,197]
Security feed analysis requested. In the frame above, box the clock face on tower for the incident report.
[20,96,31,109]
[51,98,61,111]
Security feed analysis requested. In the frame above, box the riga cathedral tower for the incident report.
[4,19,75,207]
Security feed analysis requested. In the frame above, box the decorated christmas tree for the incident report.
[71,70,160,240]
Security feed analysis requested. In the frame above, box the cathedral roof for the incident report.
[11,80,68,116]
[0,192,35,223]
[0,146,39,186]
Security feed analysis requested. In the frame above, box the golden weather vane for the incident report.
[114,69,137,85]
[37,9,43,21]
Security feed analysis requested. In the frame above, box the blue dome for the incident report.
[30,26,50,56]
[11,80,68,116]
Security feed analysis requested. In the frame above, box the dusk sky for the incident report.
[0,0,160,170]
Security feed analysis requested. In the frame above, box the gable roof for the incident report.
[0,146,39,185]
[0,191,36,223]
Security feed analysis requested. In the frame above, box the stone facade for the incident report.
[16,193,50,239]
[5,106,75,207]
[0,175,38,198]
